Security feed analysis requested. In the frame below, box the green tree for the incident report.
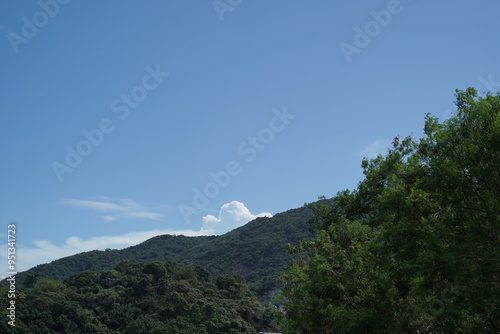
[217,272,250,299]
[124,316,169,334]
[65,271,102,293]
[23,273,39,288]
[278,88,500,333]
[143,261,168,281]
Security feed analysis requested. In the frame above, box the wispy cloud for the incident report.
[360,139,391,159]
[62,197,164,222]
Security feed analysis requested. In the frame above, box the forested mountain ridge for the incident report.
[11,204,315,299]
[1,198,319,333]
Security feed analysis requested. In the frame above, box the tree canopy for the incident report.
[278,88,500,333]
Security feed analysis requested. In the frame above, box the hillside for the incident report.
[12,204,315,299]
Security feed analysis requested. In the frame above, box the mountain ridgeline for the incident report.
[14,204,315,299]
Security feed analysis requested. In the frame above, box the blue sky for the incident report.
[1,0,499,274]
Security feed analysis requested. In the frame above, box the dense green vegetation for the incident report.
[0,261,277,333]
[278,88,500,333]
[11,205,313,300]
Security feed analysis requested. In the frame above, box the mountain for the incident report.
[12,203,315,299]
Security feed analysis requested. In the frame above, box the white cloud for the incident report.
[202,200,272,235]
[62,197,164,222]
[360,139,391,159]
